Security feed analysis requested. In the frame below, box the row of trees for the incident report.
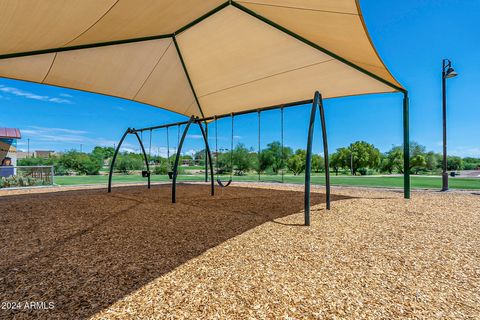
[330,141,479,175]
[195,142,325,176]
[18,142,480,176]
[18,149,105,175]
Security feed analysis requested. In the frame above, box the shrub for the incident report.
[115,155,144,174]
[58,151,103,175]
[0,176,38,188]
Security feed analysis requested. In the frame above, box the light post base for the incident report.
[441,172,449,191]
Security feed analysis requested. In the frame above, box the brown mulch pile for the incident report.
[1,184,479,319]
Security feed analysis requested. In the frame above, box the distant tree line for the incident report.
[17,142,480,176]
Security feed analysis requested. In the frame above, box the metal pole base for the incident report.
[441,172,449,191]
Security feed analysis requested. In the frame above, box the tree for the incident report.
[329,152,341,175]
[410,154,427,174]
[258,149,274,173]
[312,154,325,172]
[257,141,292,174]
[410,142,426,158]
[382,142,431,174]
[382,146,403,173]
[194,149,206,166]
[447,156,463,171]
[287,149,306,175]
[91,146,115,161]
[216,151,232,173]
[232,143,253,175]
[425,152,439,171]
[152,158,169,175]
[329,148,350,175]
[463,157,480,170]
[114,153,144,174]
[341,141,381,175]
[58,151,103,175]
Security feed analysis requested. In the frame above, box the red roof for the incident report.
[0,128,21,139]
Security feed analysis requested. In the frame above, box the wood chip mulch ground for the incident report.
[1,183,479,319]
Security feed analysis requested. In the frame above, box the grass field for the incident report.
[53,174,480,190]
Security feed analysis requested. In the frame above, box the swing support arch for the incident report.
[107,128,151,193]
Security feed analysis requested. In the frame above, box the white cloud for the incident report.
[20,126,119,148]
[18,126,205,156]
[187,134,203,139]
[449,146,480,158]
[59,93,73,98]
[28,126,88,135]
[0,85,73,104]
[184,149,197,156]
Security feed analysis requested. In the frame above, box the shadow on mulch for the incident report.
[0,184,351,319]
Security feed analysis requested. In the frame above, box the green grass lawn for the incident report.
[53,174,480,190]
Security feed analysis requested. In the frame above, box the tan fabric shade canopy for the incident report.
[0,0,404,118]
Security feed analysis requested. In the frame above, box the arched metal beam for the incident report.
[196,120,215,196]
[172,116,195,203]
[304,91,331,226]
[131,130,151,189]
[204,123,209,182]
[108,128,131,193]
[318,96,331,210]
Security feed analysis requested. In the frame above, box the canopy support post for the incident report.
[403,92,410,199]
[304,93,319,226]
[318,96,331,210]
[204,123,209,182]
[108,128,130,193]
[172,116,195,203]
[132,130,151,189]
[305,91,330,226]
[196,120,215,196]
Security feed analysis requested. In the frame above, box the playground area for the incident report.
[1,183,479,319]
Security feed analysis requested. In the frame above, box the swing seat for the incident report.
[216,178,232,187]
[168,171,175,179]
[142,170,150,178]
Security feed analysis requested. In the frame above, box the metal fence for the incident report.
[0,166,54,188]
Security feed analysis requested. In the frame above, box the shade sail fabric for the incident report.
[237,0,402,89]
[0,0,403,118]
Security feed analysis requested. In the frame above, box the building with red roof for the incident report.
[0,128,21,177]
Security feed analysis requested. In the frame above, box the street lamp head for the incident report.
[445,67,458,78]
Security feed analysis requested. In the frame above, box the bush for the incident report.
[115,155,144,174]
[357,168,367,176]
[153,164,168,175]
[0,176,39,188]
[58,151,103,175]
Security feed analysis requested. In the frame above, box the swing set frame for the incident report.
[108,90,411,226]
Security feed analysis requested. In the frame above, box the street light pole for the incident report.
[441,59,458,191]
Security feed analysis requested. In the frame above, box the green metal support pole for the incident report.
[196,120,215,196]
[304,92,320,226]
[318,95,330,210]
[172,116,195,203]
[258,111,261,182]
[108,128,130,193]
[132,130,151,189]
[205,123,208,182]
[403,92,411,199]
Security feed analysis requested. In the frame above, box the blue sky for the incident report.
[0,0,478,157]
